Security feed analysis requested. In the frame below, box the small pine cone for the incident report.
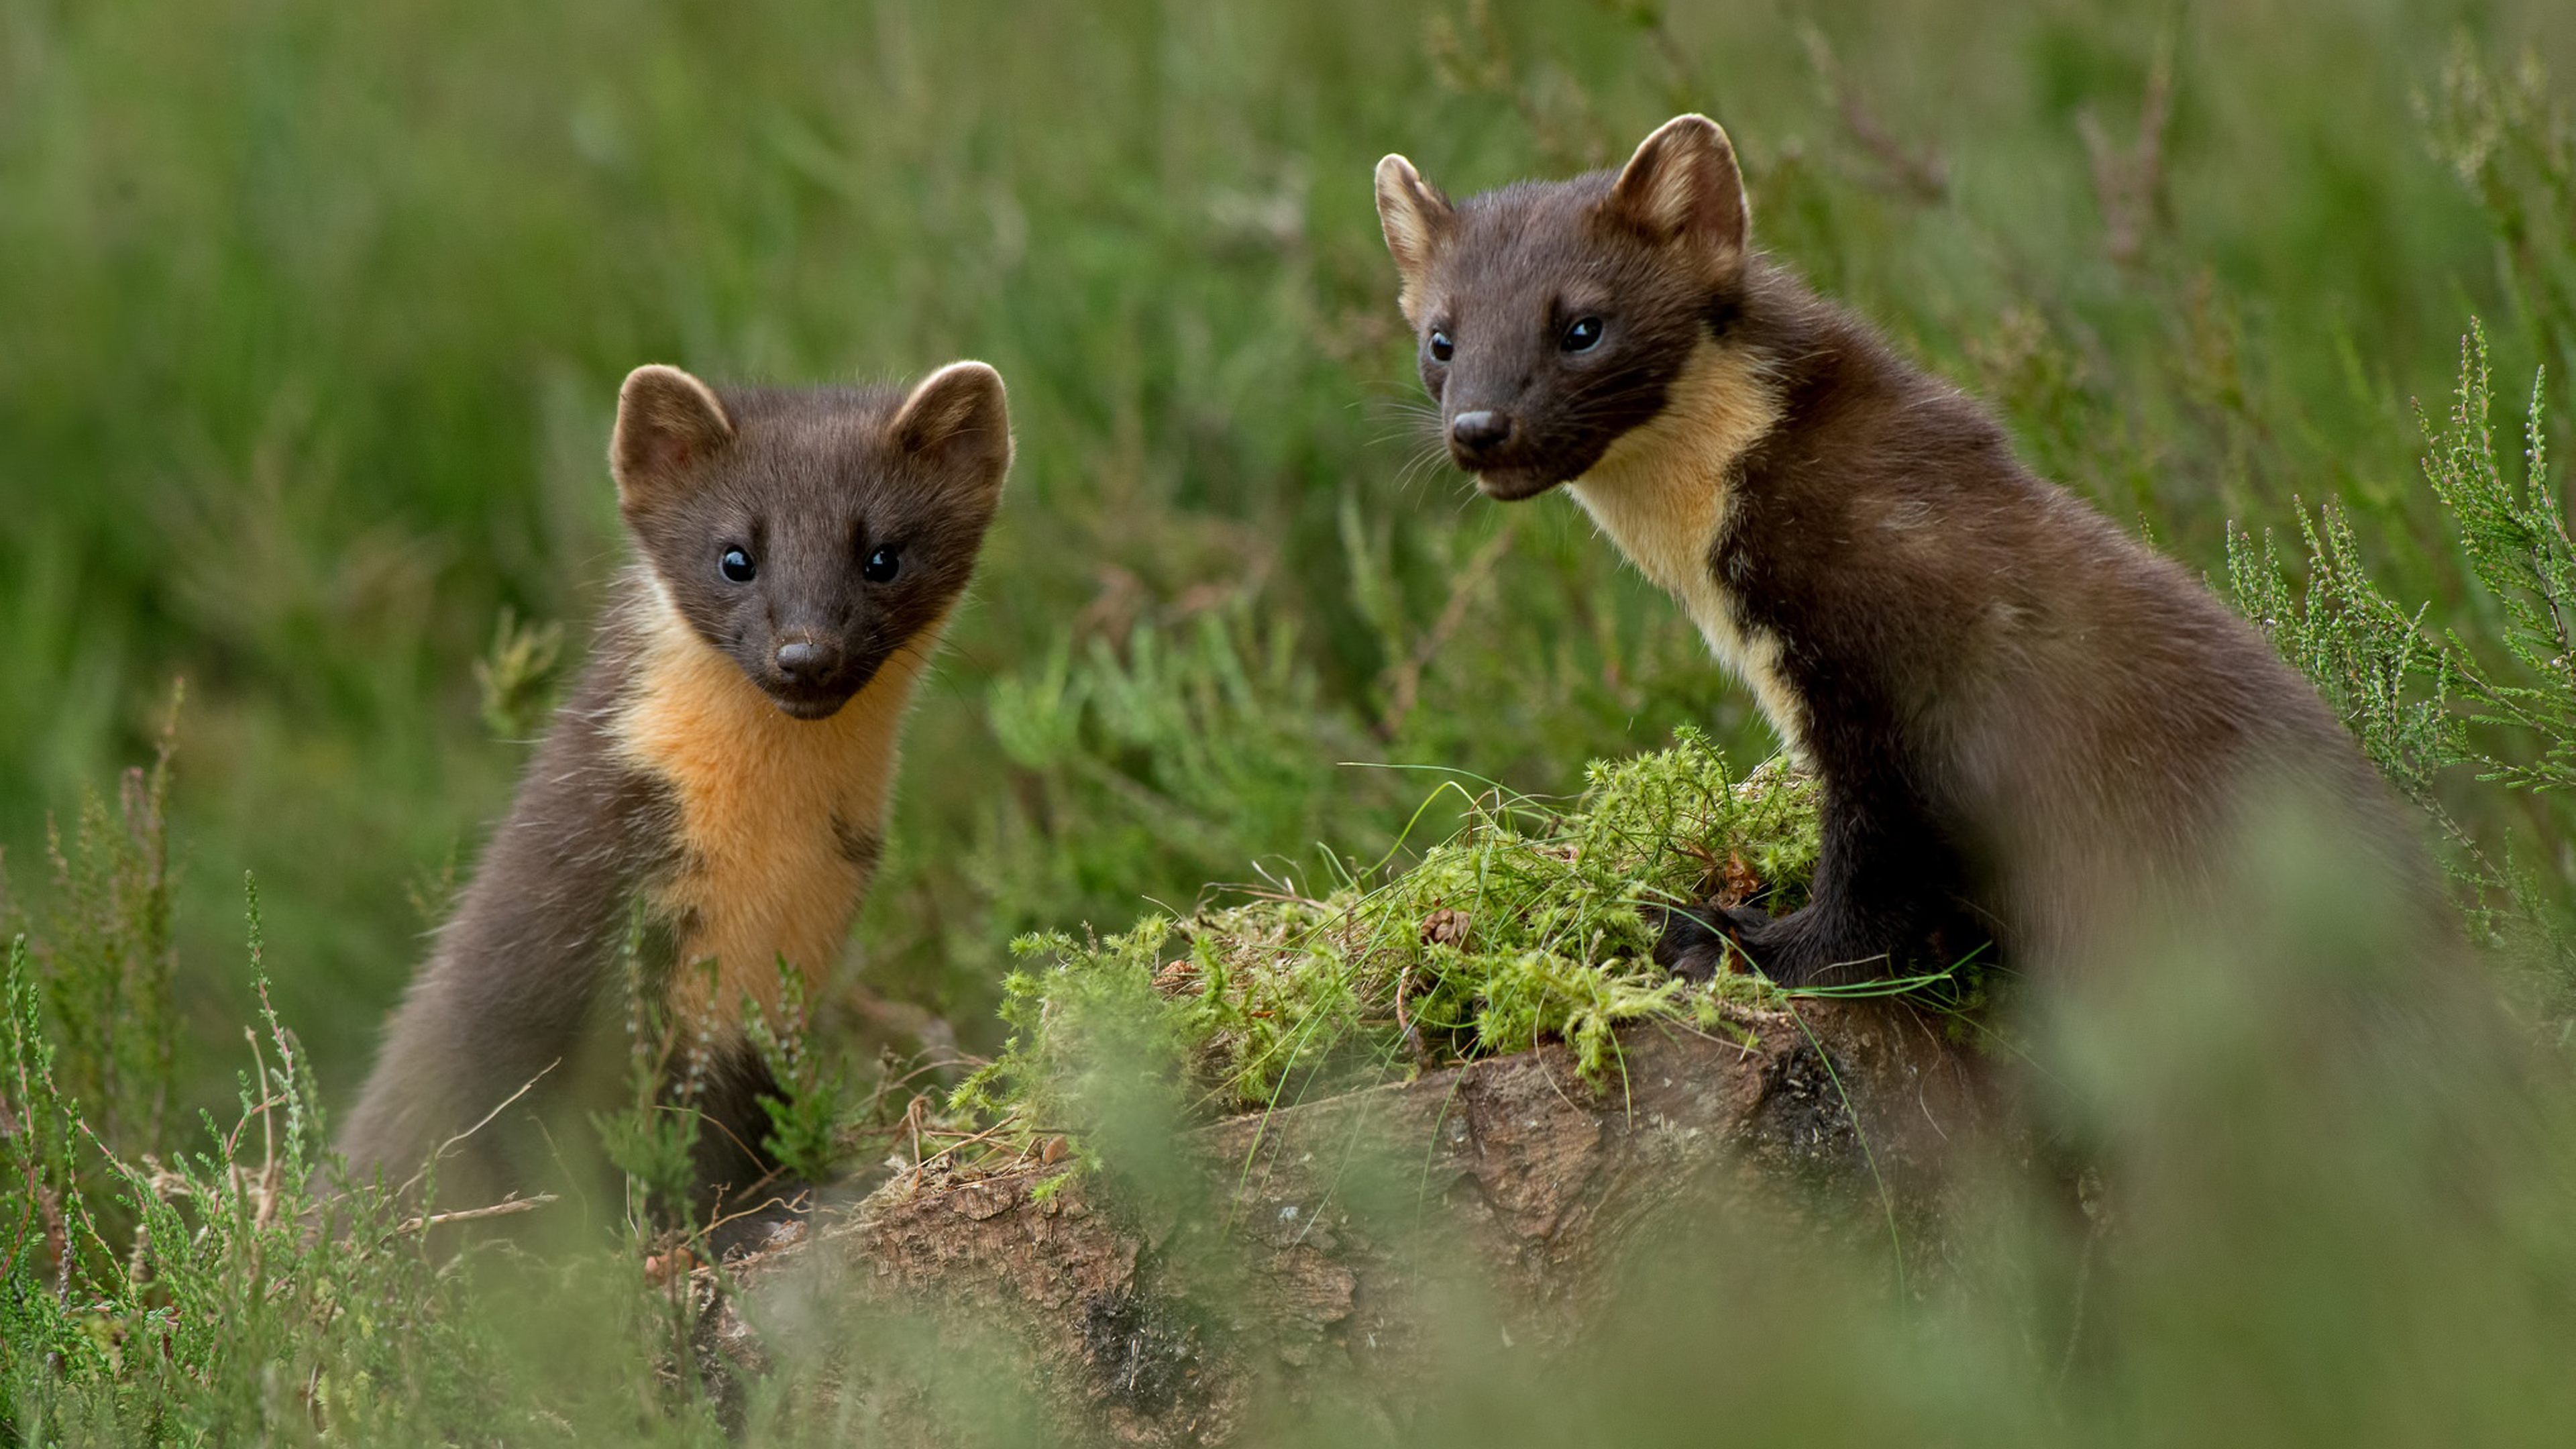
[1420,908,1470,947]
[644,1246,698,1287]
[1716,853,1762,907]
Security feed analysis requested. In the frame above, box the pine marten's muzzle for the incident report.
[760,629,876,720]
[1448,404,1566,500]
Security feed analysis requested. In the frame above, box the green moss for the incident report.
[954,731,1818,1132]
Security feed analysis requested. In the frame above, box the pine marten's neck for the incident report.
[608,576,943,1026]
[1565,333,1804,751]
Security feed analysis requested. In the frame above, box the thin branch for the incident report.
[1803,26,1949,203]
[394,1193,558,1236]
[396,1062,558,1199]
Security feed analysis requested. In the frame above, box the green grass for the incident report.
[8,0,2576,1442]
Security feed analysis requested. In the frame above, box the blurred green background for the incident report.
[3,0,2571,1128]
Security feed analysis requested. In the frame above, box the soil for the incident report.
[698,998,1989,1444]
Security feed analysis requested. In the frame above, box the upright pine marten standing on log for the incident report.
[341,361,1010,1222]
[1373,117,2428,986]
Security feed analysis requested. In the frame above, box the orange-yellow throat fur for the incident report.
[610,584,940,1026]
[1564,340,1801,753]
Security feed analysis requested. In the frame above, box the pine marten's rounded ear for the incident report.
[1605,115,1750,278]
[891,360,1012,498]
[1375,154,1456,317]
[612,365,735,511]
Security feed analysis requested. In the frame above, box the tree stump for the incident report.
[702,998,1987,1443]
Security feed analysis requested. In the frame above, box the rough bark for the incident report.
[700,998,1988,1443]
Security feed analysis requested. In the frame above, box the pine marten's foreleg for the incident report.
[688,1040,807,1256]
[1656,767,1983,987]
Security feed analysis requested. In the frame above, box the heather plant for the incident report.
[9,691,182,1169]
[2231,323,2576,959]
[2420,40,2576,378]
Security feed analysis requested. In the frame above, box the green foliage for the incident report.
[2,851,775,1442]
[2229,322,2575,918]
[6,689,183,1170]
[3,937,99,1307]
[2227,506,2461,810]
[978,607,1393,946]
[949,919,1209,1196]
[961,731,1813,1134]
[7,892,504,1442]
[472,608,566,743]
[963,498,1758,997]
[598,946,894,1228]
[2419,40,2576,373]
[743,963,857,1187]
[592,917,708,1228]
[2421,334,2576,796]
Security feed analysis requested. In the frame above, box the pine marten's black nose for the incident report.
[773,639,841,683]
[1450,409,1514,458]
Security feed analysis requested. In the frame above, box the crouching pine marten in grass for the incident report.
[340,360,1009,1228]
[1373,115,2433,988]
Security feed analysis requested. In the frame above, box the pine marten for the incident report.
[340,360,1010,1221]
[1373,116,2428,986]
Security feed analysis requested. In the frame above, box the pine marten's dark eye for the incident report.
[1562,316,1605,352]
[719,547,756,583]
[1428,330,1454,363]
[863,545,902,584]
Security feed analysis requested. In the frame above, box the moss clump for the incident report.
[955,730,1820,1132]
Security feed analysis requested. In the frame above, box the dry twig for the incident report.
[394,1193,558,1236]
[1804,27,1949,203]
[1377,523,1519,740]
[2080,36,2176,266]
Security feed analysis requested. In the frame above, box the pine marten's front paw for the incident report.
[1650,901,1774,982]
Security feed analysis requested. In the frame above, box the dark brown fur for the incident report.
[339,362,1008,1225]
[1376,117,2432,987]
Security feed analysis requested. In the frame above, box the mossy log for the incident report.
[700,998,1987,1443]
